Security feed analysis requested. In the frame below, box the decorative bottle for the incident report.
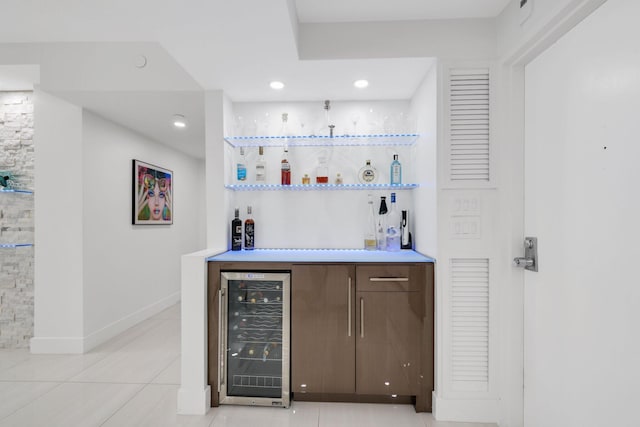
[377,196,388,250]
[364,195,377,250]
[231,208,242,251]
[386,192,401,251]
[244,206,255,250]
[236,147,247,182]
[316,157,329,184]
[390,154,402,185]
[281,148,291,185]
[255,146,266,183]
[358,160,378,184]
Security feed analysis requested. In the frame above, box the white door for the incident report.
[523,0,640,426]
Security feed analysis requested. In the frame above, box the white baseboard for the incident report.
[30,292,180,354]
[177,385,211,415]
[432,391,500,423]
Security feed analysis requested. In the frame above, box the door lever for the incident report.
[514,237,538,272]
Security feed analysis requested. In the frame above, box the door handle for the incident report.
[360,298,364,338]
[347,277,352,337]
[513,237,538,272]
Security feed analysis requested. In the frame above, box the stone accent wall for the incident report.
[0,92,35,348]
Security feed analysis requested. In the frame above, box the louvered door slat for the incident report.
[451,259,489,386]
[448,68,490,183]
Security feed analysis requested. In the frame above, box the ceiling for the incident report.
[0,0,511,158]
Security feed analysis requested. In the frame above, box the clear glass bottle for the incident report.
[358,160,378,184]
[301,174,311,185]
[316,157,329,184]
[255,146,266,183]
[231,208,242,251]
[236,147,247,182]
[335,173,343,185]
[377,196,388,250]
[281,149,291,185]
[386,192,401,251]
[244,206,255,250]
[390,154,402,185]
[364,195,377,250]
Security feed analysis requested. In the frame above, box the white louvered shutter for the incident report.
[448,69,490,183]
[451,258,489,391]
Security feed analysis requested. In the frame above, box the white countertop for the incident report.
[207,248,435,263]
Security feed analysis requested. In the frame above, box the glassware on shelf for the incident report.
[315,157,328,184]
[358,160,378,184]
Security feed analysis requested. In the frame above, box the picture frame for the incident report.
[132,159,173,225]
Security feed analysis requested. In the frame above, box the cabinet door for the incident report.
[356,290,421,396]
[291,264,356,394]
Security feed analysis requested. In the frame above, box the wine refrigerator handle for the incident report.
[218,288,225,391]
[348,277,352,337]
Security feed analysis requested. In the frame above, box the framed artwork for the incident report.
[132,159,173,225]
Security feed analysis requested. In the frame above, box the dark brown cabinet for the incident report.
[291,264,356,394]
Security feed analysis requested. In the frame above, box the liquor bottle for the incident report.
[244,206,255,250]
[281,148,291,185]
[255,146,266,183]
[301,174,311,185]
[316,157,329,184]
[231,208,242,251]
[377,196,388,250]
[358,160,378,184]
[386,192,401,251]
[401,210,413,249]
[236,147,247,182]
[390,154,402,185]
[364,195,377,250]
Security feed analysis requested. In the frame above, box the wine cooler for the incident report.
[219,271,290,407]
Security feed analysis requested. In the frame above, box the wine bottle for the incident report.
[244,206,255,250]
[390,154,402,185]
[231,208,242,251]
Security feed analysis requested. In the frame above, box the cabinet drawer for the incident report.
[356,264,422,292]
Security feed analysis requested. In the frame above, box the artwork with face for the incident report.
[132,160,173,225]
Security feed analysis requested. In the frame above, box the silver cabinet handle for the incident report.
[369,277,409,282]
[360,297,364,338]
[348,277,352,337]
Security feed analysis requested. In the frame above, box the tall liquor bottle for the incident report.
[386,192,401,251]
[377,196,388,250]
[231,208,242,251]
[237,147,247,182]
[364,195,377,250]
[255,146,266,183]
[244,206,255,250]
[390,154,402,185]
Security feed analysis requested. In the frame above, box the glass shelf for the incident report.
[225,183,418,191]
[0,188,33,194]
[0,243,34,248]
[224,133,419,148]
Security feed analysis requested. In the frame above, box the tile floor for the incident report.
[0,304,497,427]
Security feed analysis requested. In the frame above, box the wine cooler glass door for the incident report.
[220,272,290,407]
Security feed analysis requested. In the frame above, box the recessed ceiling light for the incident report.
[173,114,187,128]
[354,79,369,89]
[270,81,285,90]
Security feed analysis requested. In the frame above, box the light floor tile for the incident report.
[0,352,106,382]
[209,401,320,427]
[318,402,427,427]
[423,414,497,427]
[0,382,143,427]
[151,355,180,385]
[0,349,31,373]
[102,384,216,427]
[0,381,60,419]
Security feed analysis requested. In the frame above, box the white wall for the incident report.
[411,64,438,258]
[81,111,205,346]
[32,88,85,352]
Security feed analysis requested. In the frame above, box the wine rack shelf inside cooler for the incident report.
[224,133,419,148]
